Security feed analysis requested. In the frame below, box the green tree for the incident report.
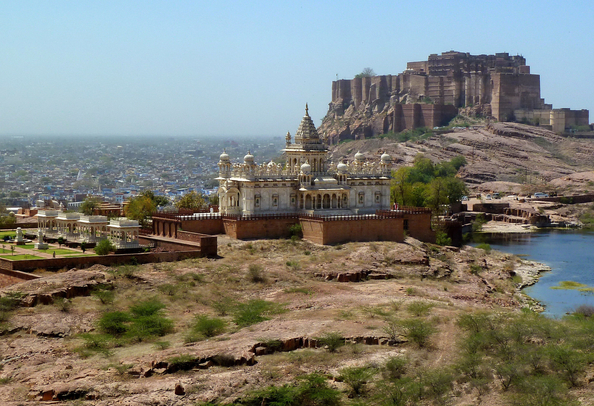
[355,67,376,78]
[125,196,156,228]
[140,190,169,208]
[80,197,100,215]
[94,239,115,255]
[175,191,207,211]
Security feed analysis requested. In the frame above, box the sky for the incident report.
[1,0,593,138]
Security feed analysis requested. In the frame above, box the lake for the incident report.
[476,230,594,318]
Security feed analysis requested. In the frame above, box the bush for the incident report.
[406,301,434,317]
[435,231,452,246]
[339,366,376,396]
[248,264,267,283]
[98,311,130,336]
[316,331,344,353]
[95,239,115,255]
[573,304,594,318]
[233,300,284,327]
[240,373,340,406]
[92,287,115,305]
[191,315,226,338]
[129,299,166,317]
[288,223,302,238]
[383,356,408,380]
[477,243,492,253]
[401,319,436,348]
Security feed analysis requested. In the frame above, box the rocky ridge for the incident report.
[0,239,554,405]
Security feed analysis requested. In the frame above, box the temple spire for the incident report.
[305,103,309,116]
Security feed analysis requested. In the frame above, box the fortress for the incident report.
[320,51,589,142]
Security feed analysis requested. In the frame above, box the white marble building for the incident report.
[217,105,392,215]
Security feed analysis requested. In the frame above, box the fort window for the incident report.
[404,219,409,231]
[255,195,261,208]
[272,195,279,207]
[375,192,381,203]
[358,192,365,205]
[290,194,296,206]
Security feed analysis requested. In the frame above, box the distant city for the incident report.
[0,135,285,209]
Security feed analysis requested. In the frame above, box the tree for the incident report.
[80,241,87,253]
[175,191,207,211]
[209,194,219,206]
[95,239,115,255]
[80,197,100,215]
[57,237,66,248]
[125,196,156,228]
[355,67,376,78]
[140,190,169,208]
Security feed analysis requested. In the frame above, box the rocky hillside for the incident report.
[4,236,594,405]
[329,122,594,193]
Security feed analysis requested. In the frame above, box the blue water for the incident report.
[476,230,594,318]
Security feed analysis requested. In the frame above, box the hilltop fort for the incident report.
[320,51,589,143]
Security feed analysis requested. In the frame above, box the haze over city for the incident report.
[1,0,593,138]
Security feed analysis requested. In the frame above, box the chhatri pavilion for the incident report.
[217,105,393,216]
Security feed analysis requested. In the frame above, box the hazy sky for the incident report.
[1,1,593,137]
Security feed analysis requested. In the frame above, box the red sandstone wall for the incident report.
[403,213,435,243]
[300,218,404,245]
[1,250,204,272]
[223,218,297,240]
[180,219,224,235]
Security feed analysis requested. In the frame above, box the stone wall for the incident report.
[403,212,435,243]
[300,217,404,245]
[223,217,297,240]
[0,250,204,273]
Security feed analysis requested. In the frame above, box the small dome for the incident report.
[243,151,254,163]
[219,150,230,161]
[337,162,348,173]
[300,161,311,174]
[267,160,275,168]
[381,152,392,162]
[355,151,365,161]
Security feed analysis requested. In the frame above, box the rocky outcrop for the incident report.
[0,268,112,307]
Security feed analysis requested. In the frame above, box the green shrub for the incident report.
[98,311,130,336]
[248,264,267,283]
[127,314,174,340]
[435,231,452,246]
[94,239,115,255]
[129,299,166,317]
[477,243,492,253]
[406,301,434,317]
[191,315,226,338]
[383,356,408,380]
[91,287,115,304]
[339,366,376,396]
[316,331,344,353]
[233,300,284,327]
[288,223,302,237]
[240,373,340,406]
[401,319,436,348]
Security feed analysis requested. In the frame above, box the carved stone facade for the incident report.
[217,106,392,215]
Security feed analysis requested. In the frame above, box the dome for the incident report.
[267,160,275,168]
[381,152,392,162]
[300,161,311,174]
[243,151,254,163]
[219,150,230,161]
[355,151,365,161]
[337,162,348,173]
